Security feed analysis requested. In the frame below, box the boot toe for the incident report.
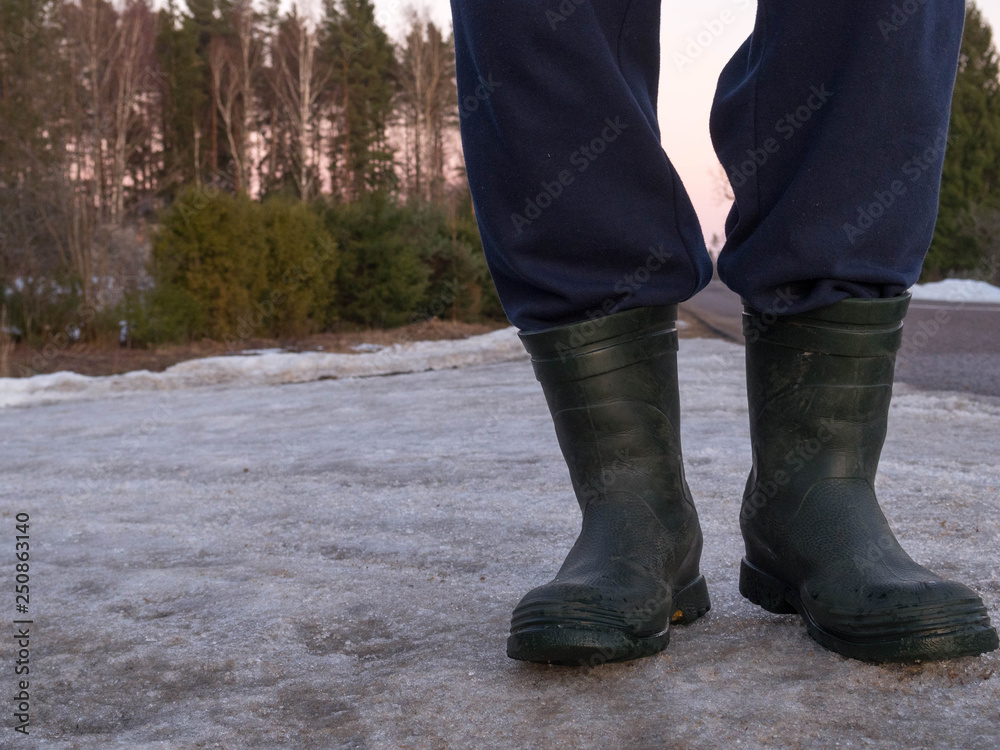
[742,558,999,661]
[804,578,999,661]
[507,575,711,665]
[510,580,670,636]
[506,624,668,667]
[507,582,671,666]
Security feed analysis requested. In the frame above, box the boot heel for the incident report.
[671,575,711,624]
[740,559,797,614]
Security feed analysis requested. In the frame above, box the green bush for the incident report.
[145,188,339,342]
[412,212,493,324]
[323,189,505,329]
[2,275,86,345]
[151,187,268,339]
[441,187,505,322]
[324,194,429,328]
[259,198,339,337]
[128,185,501,345]
[119,284,206,347]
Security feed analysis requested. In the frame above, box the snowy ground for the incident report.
[3,337,999,748]
[910,278,1000,303]
[0,327,525,409]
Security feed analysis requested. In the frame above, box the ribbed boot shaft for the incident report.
[742,295,908,523]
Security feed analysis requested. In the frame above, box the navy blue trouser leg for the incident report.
[450,0,713,332]
[711,0,966,314]
[451,2,966,328]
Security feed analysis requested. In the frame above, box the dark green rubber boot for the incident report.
[740,293,999,662]
[508,305,710,666]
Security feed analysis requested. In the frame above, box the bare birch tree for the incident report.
[209,0,260,193]
[271,9,330,201]
[107,0,156,225]
[397,15,455,203]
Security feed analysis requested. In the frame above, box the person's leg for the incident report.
[450,0,713,664]
[451,0,712,333]
[711,0,964,315]
[713,1,999,660]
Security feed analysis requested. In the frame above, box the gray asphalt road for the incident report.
[679,280,745,341]
[681,281,1000,397]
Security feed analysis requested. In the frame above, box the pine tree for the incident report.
[267,7,330,201]
[184,0,229,186]
[925,2,1000,278]
[321,0,397,201]
[155,0,205,192]
[0,0,59,280]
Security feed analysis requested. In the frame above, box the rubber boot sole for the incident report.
[506,575,711,666]
[740,558,1000,662]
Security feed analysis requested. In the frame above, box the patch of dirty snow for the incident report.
[0,327,525,409]
[910,279,1000,303]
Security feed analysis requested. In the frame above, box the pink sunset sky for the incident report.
[373,0,1000,244]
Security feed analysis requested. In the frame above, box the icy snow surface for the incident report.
[910,278,1000,303]
[0,326,526,409]
[2,337,998,747]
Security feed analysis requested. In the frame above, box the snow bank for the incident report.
[0,326,527,409]
[910,278,1000,303]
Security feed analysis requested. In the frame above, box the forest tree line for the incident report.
[0,0,500,347]
[1,1,999,354]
